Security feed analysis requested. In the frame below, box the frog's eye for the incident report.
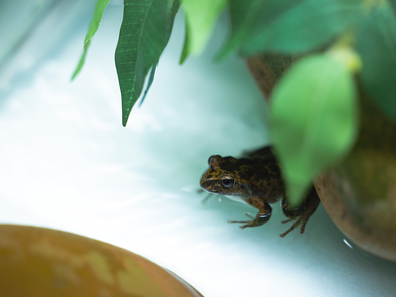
[221,176,235,188]
[208,156,214,165]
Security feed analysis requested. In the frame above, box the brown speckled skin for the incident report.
[200,146,320,237]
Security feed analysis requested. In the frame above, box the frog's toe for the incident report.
[228,212,255,226]
[228,219,249,224]
[299,218,309,234]
[281,218,292,224]
[228,219,254,229]
[280,217,309,237]
[239,222,256,229]
[243,212,255,219]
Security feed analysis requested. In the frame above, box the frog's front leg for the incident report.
[280,186,320,237]
[197,188,213,204]
[228,197,272,229]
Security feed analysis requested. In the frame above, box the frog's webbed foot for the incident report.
[228,203,272,229]
[228,216,270,229]
[280,216,310,237]
[228,212,254,229]
[280,186,320,237]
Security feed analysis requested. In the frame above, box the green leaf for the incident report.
[216,0,278,60]
[217,0,364,59]
[180,0,227,64]
[242,0,364,55]
[357,2,396,121]
[389,0,396,13]
[115,0,180,127]
[138,62,158,107]
[72,0,111,80]
[179,20,191,64]
[270,54,358,206]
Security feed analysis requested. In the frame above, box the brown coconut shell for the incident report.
[0,224,202,296]
[246,54,396,262]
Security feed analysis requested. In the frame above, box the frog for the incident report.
[199,146,320,237]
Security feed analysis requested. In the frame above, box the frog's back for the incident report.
[238,148,285,203]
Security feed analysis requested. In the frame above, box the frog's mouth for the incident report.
[199,179,222,194]
[199,168,220,192]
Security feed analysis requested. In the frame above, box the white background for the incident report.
[0,1,395,296]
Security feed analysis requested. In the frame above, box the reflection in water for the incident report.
[343,239,353,249]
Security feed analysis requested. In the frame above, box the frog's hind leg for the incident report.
[280,186,320,237]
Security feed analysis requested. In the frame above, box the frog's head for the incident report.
[200,155,252,197]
